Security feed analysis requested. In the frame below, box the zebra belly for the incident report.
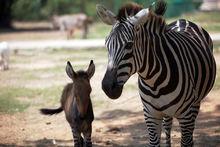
[139,78,197,117]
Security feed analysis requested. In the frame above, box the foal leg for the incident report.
[83,124,92,147]
[72,127,83,147]
[177,103,201,147]
[162,116,173,147]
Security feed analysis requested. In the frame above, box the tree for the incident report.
[0,0,14,28]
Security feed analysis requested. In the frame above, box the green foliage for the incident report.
[11,0,203,21]
[12,0,46,20]
[43,0,80,16]
[11,0,100,21]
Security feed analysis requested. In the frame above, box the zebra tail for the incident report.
[40,107,63,115]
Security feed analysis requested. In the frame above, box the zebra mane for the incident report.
[117,2,143,22]
[117,1,167,26]
[148,0,167,32]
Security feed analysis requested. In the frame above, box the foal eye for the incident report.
[124,41,133,50]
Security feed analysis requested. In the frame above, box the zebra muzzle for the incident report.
[102,68,123,99]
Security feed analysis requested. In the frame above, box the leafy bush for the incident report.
[11,0,97,21]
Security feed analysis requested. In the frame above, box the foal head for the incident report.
[66,60,95,118]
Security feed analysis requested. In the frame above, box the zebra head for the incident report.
[97,3,150,99]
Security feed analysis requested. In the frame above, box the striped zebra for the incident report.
[96,1,216,146]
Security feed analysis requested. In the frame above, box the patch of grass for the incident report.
[214,43,220,53]
[0,85,65,113]
[182,12,220,24]
[0,87,34,113]
[66,22,111,39]
[88,23,112,38]
[0,48,108,114]
[35,85,64,106]
[0,87,38,99]
[167,11,220,32]
[49,48,107,56]
[0,97,29,114]
[213,70,220,90]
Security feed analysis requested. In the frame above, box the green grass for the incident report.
[167,11,220,32]
[0,97,29,114]
[213,69,220,90]
[1,43,219,114]
[86,12,220,40]
[0,48,107,114]
[0,87,32,113]
[68,22,111,39]
[0,85,65,113]
[214,44,220,53]
[88,23,112,39]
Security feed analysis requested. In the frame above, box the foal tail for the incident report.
[40,107,63,115]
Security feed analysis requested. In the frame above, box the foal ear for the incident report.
[66,61,77,80]
[87,60,95,79]
[96,4,117,25]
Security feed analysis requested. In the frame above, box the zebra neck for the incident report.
[135,16,167,87]
[137,32,169,88]
[144,14,166,34]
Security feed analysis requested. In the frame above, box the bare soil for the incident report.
[1,53,220,147]
[0,89,220,147]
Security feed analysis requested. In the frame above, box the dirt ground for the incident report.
[0,90,220,147]
[0,22,220,147]
[0,53,219,147]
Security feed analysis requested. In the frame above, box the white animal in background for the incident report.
[0,42,10,70]
[51,13,92,39]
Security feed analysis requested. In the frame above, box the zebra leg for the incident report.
[162,116,173,147]
[82,124,92,147]
[145,115,163,147]
[177,103,201,147]
[72,127,84,147]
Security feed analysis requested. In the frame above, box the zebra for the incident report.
[96,1,216,146]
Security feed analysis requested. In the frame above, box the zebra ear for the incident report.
[96,4,116,25]
[130,8,149,26]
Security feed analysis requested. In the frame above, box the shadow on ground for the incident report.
[1,105,219,147]
[93,105,220,147]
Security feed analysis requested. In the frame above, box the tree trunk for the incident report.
[0,0,14,28]
[80,0,86,13]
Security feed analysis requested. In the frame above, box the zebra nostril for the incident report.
[112,82,118,89]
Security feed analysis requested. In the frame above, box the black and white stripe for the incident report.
[99,2,216,146]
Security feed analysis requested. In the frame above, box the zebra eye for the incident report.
[125,41,133,50]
